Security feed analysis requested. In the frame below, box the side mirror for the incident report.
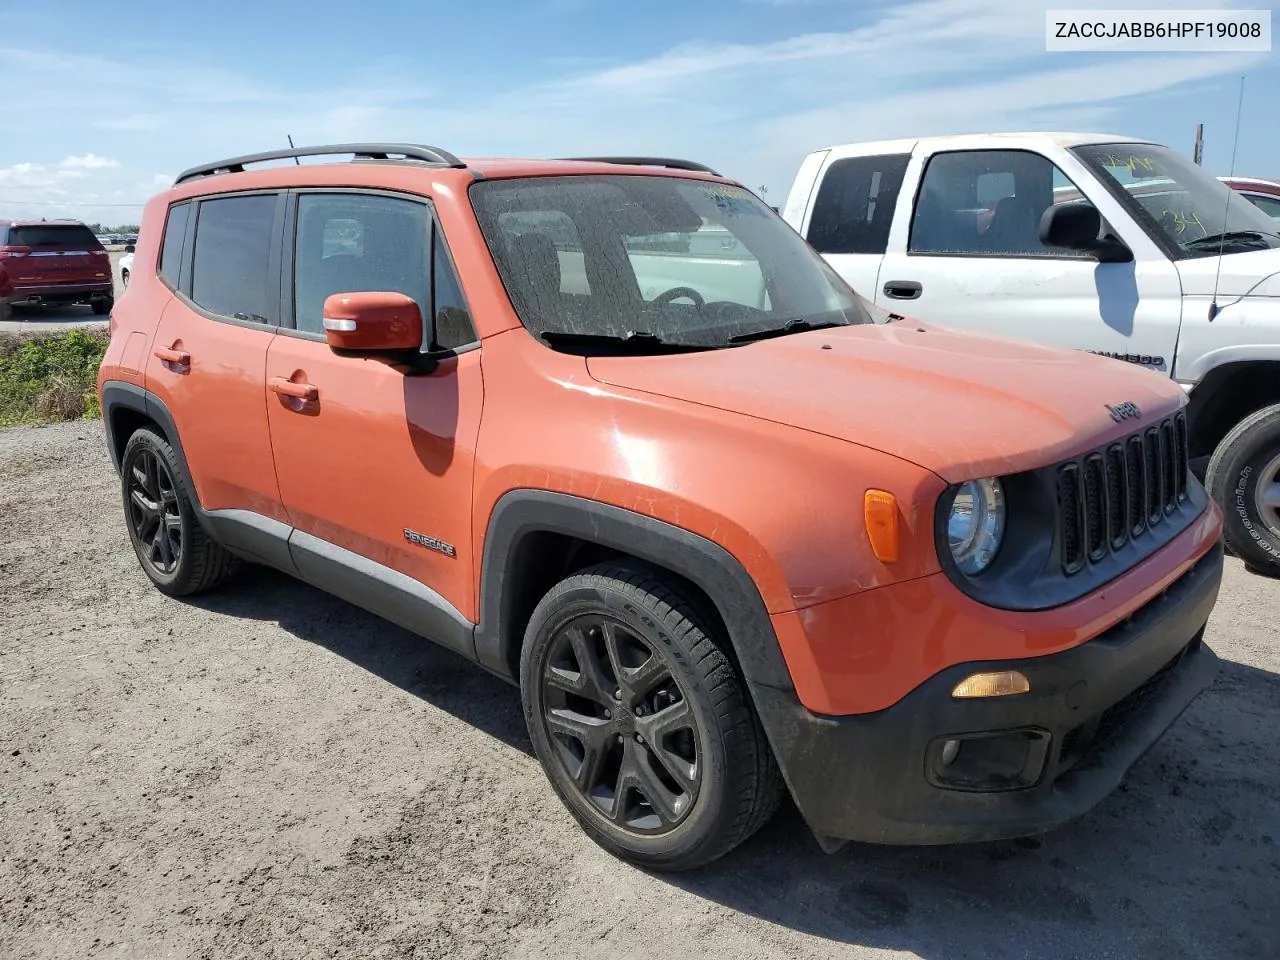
[1039,203,1132,263]
[124,244,135,253]
[321,291,424,354]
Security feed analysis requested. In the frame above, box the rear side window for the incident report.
[191,195,278,323]
[8,223,100,248]
[806,154,910,255]
[159,202,191,288]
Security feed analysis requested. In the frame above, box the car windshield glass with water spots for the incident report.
[1073,143,1280,258]
[469,174,870,351]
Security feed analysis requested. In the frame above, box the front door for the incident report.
[264,190,484,637]
[875,147,1183,374]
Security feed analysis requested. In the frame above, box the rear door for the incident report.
[797,149,913,307]
[4,222,111,290]
[144,192,289,531]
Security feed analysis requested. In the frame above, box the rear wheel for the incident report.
[120,427,238,596]
[121,270,130,289]
[520,561,781,871]
[0,302,11,323]
[92,297,112,315]
[1206,403,1280,577]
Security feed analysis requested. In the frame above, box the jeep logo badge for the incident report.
[1106,401,1141,423]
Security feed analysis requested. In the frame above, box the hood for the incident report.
[1175,246,1280,297]
[586,322,1185,483]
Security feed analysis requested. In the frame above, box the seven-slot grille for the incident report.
[1056,412,1189,574]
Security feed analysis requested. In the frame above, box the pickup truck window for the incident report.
[908,149,1087,259]
[807,154,910,255]
[1073,142,1280,258]
[470,174,870,350]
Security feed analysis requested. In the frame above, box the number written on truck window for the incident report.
[908,149,1091,259]
[807,154,910,255]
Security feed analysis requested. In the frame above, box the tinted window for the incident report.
[807,154,910,255]
[9,223,100,248]
[470,174,870,348]
[159,202,190,287]
[191,195,278,322]
[431,235,476,349]
[1243,193,1280,220]
[909,150,1086,257]
[293,194,429,335]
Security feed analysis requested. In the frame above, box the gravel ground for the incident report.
[1,420,1278,960]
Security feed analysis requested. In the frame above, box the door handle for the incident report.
[883,280,923,300]
[153,347,190,365]
[269,376,318,402]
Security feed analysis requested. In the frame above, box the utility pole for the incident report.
[1193,123,1204,165]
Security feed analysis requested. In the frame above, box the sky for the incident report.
[0,0,1275,227]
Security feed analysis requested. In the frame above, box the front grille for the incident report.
[1055,411,1189,575]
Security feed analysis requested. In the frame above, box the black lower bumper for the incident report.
[5,283,113,306]
[755,541,1224,846]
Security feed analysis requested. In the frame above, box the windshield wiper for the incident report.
[1184,230,1280,249]
[540,330,711,354]
[727,318,846,344]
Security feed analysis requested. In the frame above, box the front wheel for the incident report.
[520,561,781,871]
[1206,403,1280,577]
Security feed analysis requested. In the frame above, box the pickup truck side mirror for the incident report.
[1039,204,1132,263]
[322,291,424,355]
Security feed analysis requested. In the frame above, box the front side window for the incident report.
[293,193,429,336]
[1073,142,1280,257]
[909,150,1088,258]
[190,194,278,322]
[469,175,870,350]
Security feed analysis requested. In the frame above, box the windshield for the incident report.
[1072,143,1280,257]
[469,175,871,350]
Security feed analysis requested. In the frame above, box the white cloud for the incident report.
[59,154,119,171]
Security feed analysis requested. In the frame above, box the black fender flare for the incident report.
[473,488,798,695]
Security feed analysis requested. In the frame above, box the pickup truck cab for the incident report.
[782,132,1280,575]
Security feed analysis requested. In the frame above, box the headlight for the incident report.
[947,478,1006,575]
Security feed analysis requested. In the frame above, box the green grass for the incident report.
[0,329,110,427]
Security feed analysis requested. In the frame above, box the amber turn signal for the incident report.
[951,670,1031,699]
[864,489,900,563]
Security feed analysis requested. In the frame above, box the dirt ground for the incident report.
[1,420,1277,960]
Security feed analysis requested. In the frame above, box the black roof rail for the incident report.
[559,156,722,177]
[174,143,467,184]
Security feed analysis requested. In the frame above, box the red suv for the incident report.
[0,219,115,322]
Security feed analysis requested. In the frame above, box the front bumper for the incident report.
[755,541,1223,846]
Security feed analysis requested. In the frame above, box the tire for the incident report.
[120,427,238,596]
[92,297,113,315]
[520,560,782,871]
[1206,402,1280,577]
[0,301,11,323]
[121,270,129,289]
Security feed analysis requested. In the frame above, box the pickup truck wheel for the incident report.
[1206,403,1280,577]
[120,427,239,596]
[520,561,781,871]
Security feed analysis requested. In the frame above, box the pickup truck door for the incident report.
[871,144,1182,374]
[783,145,913,305]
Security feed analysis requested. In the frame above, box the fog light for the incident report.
[940,739,960,766]
[952,670,1030,699]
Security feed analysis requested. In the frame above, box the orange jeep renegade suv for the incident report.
[98,143,1224,871]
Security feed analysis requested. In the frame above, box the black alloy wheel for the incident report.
[128,447,183,576]
[541,613,701,833]
[521,561,782,871]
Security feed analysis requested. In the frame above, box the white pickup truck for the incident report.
[781,131,1280,576]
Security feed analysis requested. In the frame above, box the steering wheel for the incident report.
[652,286,705,308]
